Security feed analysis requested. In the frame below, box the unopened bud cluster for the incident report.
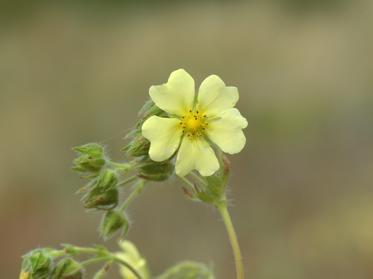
[20,248,83,279]
[123,100,174,182]
[71,101,178,240]
[73,143,130,239]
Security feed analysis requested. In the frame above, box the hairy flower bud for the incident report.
[95,169,118,190]
[137,158,174,182]
[73,143,106,175]
[99,210,129,240]
[51,258,83,279]
[82,187,118,210]
[123,134,150,157]
[82,169,119,209]
[123,99,167,158]
[21,249,53,279]
[138,99,167,120]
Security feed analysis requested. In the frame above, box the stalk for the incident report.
[217,202,245,279]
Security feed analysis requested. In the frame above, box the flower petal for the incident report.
[149,69,195,116]
[197,75,239,116]
[207,108,248,154]
[175,137,219,177]
[142,116,182,161]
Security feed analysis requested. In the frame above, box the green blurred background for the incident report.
[1,0,372,278]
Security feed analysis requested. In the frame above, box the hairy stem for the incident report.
[117,175,138,187]
[63,245,142,279]
[217,202,245,279]
[120,179,145,211]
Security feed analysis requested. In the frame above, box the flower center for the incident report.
[186,117,201,130]
[179,109,208,138]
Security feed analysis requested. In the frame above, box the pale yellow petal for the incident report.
[207,108,247,154]
[197,75,239,116]
[175,137,219,177]
[149,69,195,116]
[142,116,182,161]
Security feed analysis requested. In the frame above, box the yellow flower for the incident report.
[142,69,247,177]
[116,240,149,279]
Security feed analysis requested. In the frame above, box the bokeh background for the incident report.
[1,0,373,278]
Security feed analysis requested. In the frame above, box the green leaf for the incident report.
[157,261,214,279]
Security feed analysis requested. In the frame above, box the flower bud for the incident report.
[21,249,53,279]
[51,258,83,279]
[123,100,167,158]
[73,143,106,175]
[138,99,167,120]
[82,169,119,209]
[95,169,118,190]
[82,187,118,210]
[137,158,174,182]
[123,134,150,157]
[99,210,129,240]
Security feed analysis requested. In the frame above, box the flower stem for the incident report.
[113,256,143,279]
[117,175,138,187]
[119,179,145,211]
[217,202,245,279]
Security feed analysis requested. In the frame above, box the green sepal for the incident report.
[137,158,174,182]
[138,99,167,120]
[82,186,118,210]
[123,134,150,157]
[99,210,129,240]
[21,249,54,279]
[81,169,119,209]
[72,143,106,175]
[51,258,83,279]
[195,155,230,207]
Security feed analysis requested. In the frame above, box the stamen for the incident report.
[180,109,209,139]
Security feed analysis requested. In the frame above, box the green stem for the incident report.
[119,180,146,211]
[49,250,66,258]
[80,256,111,267]
[117,175,138,187]
[217,202,245,279]
[113,256,143,279]
[109,161,132,172]
[63,245,142,279]
[64,245,99,255]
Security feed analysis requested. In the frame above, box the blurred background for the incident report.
[1,0,373,278]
